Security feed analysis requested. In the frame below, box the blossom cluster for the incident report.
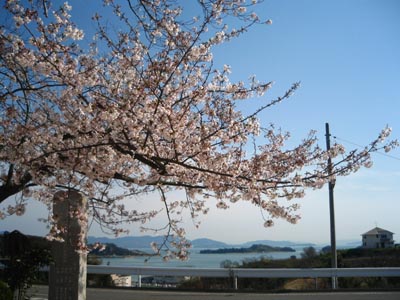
[0,0,397,258]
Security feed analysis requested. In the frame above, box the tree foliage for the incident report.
[0,0,397,258]
[300,246,318,259]
[0,231,51,300]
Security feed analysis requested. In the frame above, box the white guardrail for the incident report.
[2,264,400,289]
[87,266,400,289]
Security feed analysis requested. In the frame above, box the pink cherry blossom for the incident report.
[0,0,397,259]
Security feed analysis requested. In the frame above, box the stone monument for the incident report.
[49,190,88,300]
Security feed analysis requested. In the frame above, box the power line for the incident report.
[333,136,400,161]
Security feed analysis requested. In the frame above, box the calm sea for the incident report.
[99,246,314,269]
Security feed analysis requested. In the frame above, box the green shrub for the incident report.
[0,280,13,300]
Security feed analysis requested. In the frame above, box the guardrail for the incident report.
[2,263,400,289]
[87,266,400,289]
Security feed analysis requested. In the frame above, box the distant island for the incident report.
[199,244,296,254]
[89,243,151,257]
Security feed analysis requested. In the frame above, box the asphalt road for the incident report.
[28,285,400,300]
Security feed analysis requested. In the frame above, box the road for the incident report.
[28,285,400,300]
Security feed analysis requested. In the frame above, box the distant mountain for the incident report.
[337,239,361,249]
[88,236,231,250]
[88,235,315,250]
[88,235,168,249]
[89,243,149,257]
[191,238,230,249]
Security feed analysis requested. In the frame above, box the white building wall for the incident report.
[111,274,132,287]
[363,236,379,248]
[362,232,394,249]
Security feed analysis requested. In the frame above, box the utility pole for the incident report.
[325,123,338,289]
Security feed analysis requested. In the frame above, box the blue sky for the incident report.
[1,0,400,245]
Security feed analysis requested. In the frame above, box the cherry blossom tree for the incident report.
[0,0,397,258]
